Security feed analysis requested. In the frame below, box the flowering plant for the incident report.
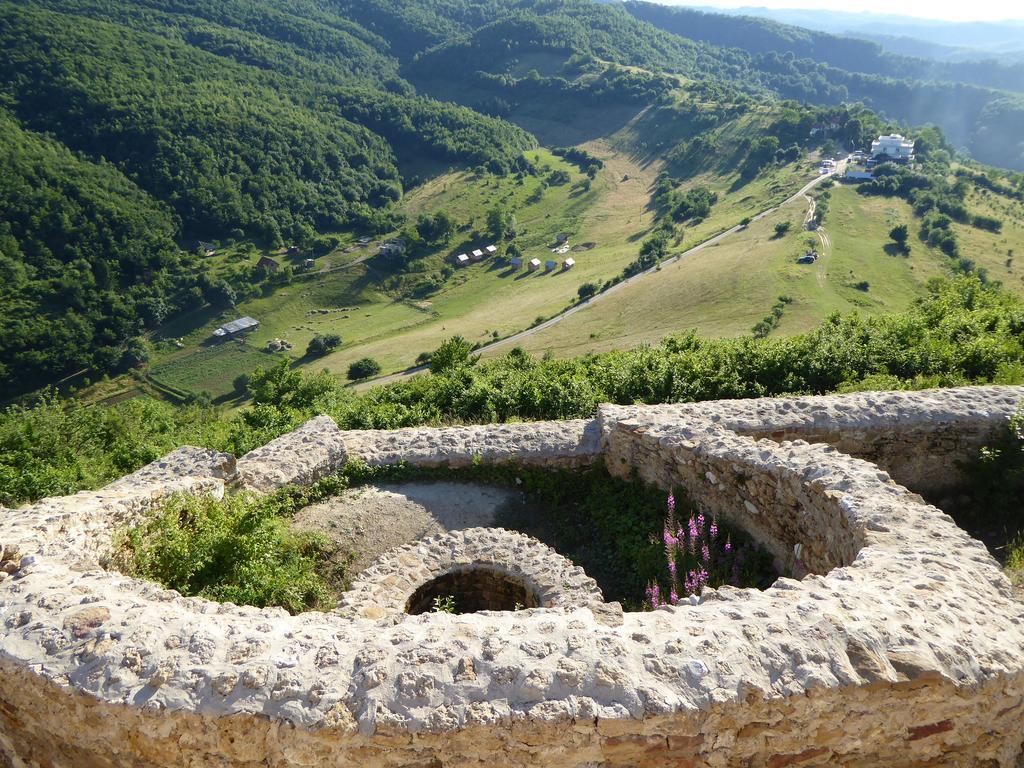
[645,492,760,608]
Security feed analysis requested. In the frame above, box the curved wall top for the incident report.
[1,386,1023,767]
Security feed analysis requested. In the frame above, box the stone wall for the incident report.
[1,385,1023,767]
[602,385,1024,499]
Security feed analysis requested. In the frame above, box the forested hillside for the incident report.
[0,1,533,397]
[624,2,1024,94]
[623,2,1024,170]
[2,0,1023,400]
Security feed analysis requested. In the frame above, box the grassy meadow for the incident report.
[507,184,952,358]
[144,137,820,398]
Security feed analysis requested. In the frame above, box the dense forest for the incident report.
[624,2,1024,94]
[3,276,1022,508]
[0,1,533,397]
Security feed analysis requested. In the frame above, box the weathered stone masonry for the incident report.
[1,385,1024,767]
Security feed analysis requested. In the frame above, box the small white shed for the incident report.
[455,253,470,266]
[562,257,576,270]
[528,258,541,272]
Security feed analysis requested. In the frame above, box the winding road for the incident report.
[363,166,840,388]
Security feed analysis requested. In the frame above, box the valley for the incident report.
[1,0,1023,410]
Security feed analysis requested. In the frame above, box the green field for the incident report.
[506,184,952,358]
[140,84,1021,400]
[954,181,1024,288]
[145,133,820,397]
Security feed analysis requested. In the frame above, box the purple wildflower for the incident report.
[724,535,732,554]
[709,520,718,540]
[645,582,661,608]
[669,589,679,605]
[663,525,677,551]
[667,493,676,514]
[701,544,710,563]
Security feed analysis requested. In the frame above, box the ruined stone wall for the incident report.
[603,419,863,574]
[603,385,1024,499]
[1,385,1023,768]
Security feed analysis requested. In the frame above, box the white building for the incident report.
[485,245,498,257]
[528,258,541,272]
[471,249,485,261]
[871,134,915,161]
[562,257,575,270]
[455,253,470,267]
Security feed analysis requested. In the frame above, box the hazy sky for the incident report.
[680,0,1024,22]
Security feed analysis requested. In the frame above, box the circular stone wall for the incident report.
[2,389,1024,768]
[336,527,606,620]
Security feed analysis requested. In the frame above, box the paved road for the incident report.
[362,168,839,388]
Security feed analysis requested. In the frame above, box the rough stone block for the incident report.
[237,415,347,492]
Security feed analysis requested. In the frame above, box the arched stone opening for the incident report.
[405,566,541,614]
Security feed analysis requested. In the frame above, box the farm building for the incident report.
[509,257,523,269]
[528,258,542,272]
[379,239,406,258]
[471,249,485,261]
[213,316,260,338]
[455,254,470,267]
[257,256,279,274]
[485,245,498,256]
[545,260,558,272]
[563,257,576,270]
[286,245,300,255]
[844,166,874,181]
[303,259,315,270]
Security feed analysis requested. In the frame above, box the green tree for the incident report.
[430,336,478,374]
[347,357,382,380]
[306,334,342,357]
[889,224,910,252]
[774,221,792,238]
[486,207,515,240]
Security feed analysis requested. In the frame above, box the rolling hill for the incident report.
[3,0,1024,403]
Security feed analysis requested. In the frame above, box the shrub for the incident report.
[306,333,342,357]
[117,490,337,613]
[347,357,381,380]
[577,282,599,300]
[429,336,478,374]
[773,220,792,238]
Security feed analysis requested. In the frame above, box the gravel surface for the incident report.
[292,482,527,579]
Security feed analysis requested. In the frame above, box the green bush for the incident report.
[347,357,382,380]
[307,334,343,357]
[116,481,353,613]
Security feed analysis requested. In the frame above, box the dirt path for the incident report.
[292,482,527,579]
[363,169,839,388]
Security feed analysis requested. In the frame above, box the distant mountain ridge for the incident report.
[684,4,1024,61]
